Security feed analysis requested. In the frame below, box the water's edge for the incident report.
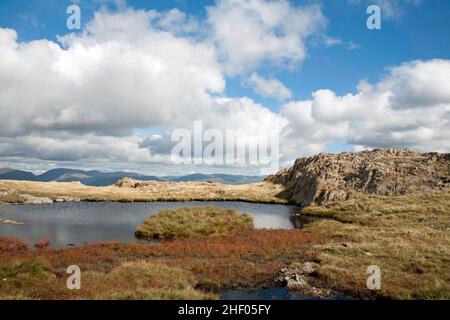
[0,201,302,248]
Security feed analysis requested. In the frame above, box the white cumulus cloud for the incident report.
[206,0,326,75]
[282,59,450,154]
[246,73,292,100]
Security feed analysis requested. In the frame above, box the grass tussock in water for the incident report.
[301,188,450,299]
[135,206,254,240]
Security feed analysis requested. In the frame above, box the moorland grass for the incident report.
[0,180,288,204]
[0,192,24,204]
[2,183,448,299]
[0,257,215,300]
[301,188,450,299]
[0,230,323,299]
[135,207,254,240]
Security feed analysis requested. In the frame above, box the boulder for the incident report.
[276,262,330,296]
[0,219,24,225]
[302,262,318,275]
[286,274,309,290]
[20,194,54,205]
[116,178,142,188]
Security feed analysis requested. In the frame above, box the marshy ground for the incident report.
[0,180,449,300]
[0,229,324,299]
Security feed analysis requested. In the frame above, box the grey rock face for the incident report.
[266,148,450,206]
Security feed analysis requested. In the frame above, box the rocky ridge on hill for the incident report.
[265,148,450,206]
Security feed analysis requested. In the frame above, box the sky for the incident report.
[0,0,449,175]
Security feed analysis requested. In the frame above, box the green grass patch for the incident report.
[0,258,57,296]
[135,206,254,240]
[86,261,217,300]
[301,189,450,299]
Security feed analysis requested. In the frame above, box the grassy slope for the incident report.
[135,207,253,240]
[301,189,450,299]
[0,180,287,204]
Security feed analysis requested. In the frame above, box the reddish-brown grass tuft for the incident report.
[0,229,326,299]
[34,240,51,250]
[0,237,28,256]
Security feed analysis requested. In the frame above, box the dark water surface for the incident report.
[220,287,353,300]
[0,201,302,247]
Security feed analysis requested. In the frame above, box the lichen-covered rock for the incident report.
[55,196,80,203]
[115,178,139,188]
[286,274,309,290]
[276,262,331,296]
[266,148,450,206]
[0,219,24,225]
[20,194,54,205]
[302,262,318,275]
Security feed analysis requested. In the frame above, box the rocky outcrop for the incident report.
[54,196,81,203]
[0,219,24,225]
[266,148,450,206]
[20,194,54,205]
[115,178,146,188]
[277,262,331,296]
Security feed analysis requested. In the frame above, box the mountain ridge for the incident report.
[0,167,263,186]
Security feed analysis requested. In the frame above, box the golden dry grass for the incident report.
[0,180,287,204]
[135,207,254,240]
[0,192,23,204]
[301,188,450,299]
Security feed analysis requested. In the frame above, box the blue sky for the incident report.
[0,0,449,174]
[2,0,449,105]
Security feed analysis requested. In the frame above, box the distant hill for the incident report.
[75,172,165,186]
[0,169,37,181]
[165,173,262,184]
[38,168,99,182]
[54,173,91,182]
[0,167,263,186]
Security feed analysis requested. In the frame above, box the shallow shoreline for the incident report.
[0,200,300,248]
